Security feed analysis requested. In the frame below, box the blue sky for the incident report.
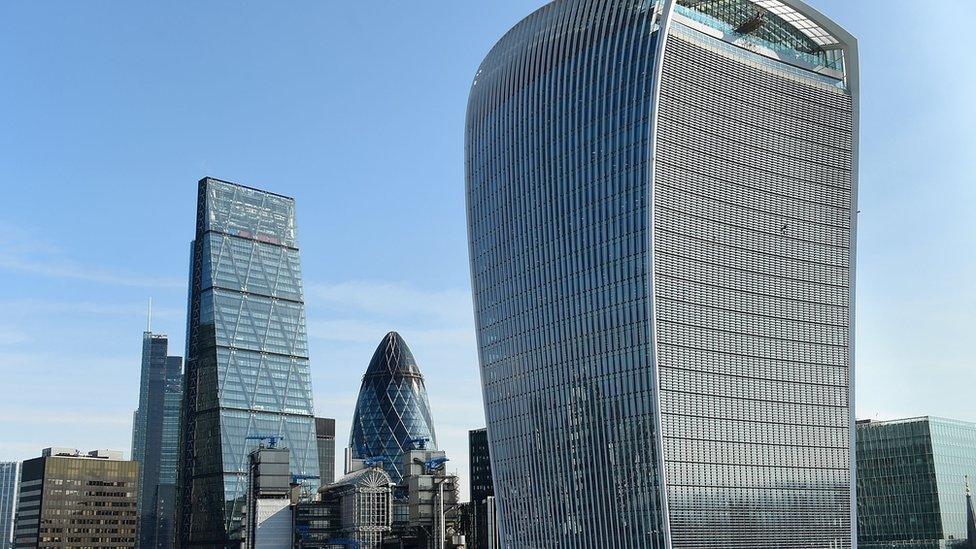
[0,1,974,497]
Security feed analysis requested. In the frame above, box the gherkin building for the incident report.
[349,332,437,484]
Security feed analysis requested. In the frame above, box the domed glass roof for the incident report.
[349,332,438,484]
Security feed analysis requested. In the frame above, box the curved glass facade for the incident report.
[349,332,438,484]
[466,1,857,547]
[178,178,319,547]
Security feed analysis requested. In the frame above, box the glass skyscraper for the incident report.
[466,1,858,547]
[316,417,337,485]
[0,463,17,549]
[857,417,976,548]
[131,329,182,549]
[177,178,319,547]
[349,331,437,484]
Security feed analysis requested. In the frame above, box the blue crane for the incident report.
[245,434,284,449]
[405,436,430,450]
[364,455,391,468]
[424,456,451,474]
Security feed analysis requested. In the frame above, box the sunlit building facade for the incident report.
[349,332,437,484]
[857,417,976,548]
[466,0,858,547]
[14,449,138,548]
[178,178,319,546]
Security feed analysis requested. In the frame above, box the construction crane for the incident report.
[414,456,449,474]
[364,455,391,468]
[405,437,430,450]
[245,434,285,449]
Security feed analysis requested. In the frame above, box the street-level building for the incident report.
[13,449,138,548]
[466,0,859,547]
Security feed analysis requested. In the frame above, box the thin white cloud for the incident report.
[0,410,131,427]
[0,328,29,346]
[0,254,183,288]
[0,298,183,320]
[309,280,473,325]
[307,319,396,343]
[0,221,183,289]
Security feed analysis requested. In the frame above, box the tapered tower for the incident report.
[349,332,438,484]
[177,178,319,547]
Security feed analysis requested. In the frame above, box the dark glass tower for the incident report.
[469,429,496,549]
[349,332,437,484]
[131,329,182,549]
[178,178,319,547]
[316,417,336,485]
[467,1,858,547]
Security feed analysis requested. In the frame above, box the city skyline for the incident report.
[0,0,975,508]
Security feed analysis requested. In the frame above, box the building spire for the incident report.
[147,297,153,333]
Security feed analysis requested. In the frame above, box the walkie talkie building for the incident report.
[466,1,858,547]
[177,178,319,547]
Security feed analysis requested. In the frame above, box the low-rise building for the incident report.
[398,448,464,549]
[320,467,392,549]
[13,448,138,548]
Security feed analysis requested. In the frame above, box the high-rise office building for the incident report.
[0,463,17,549]
[466,1,858,547]
[131,326,183,549]
[178,177,319,546]
[349,332,437,484]
[857,417,976,548]
[468,429,498,549]
[13,449,138,548]
[316,417,336,485]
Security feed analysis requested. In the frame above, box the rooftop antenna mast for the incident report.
[147,297,153,333]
